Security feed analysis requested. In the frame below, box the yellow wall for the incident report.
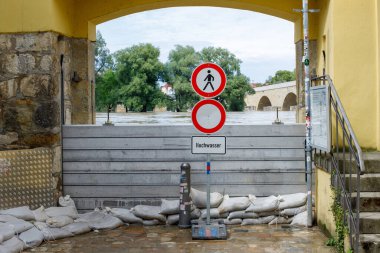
[316,168,335,236]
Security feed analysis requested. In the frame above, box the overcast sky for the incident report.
[97,7,295,83]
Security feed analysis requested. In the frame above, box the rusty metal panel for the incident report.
[0,148,54,210]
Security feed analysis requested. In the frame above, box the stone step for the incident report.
[360,234,380,253]
[345,174,380,192]
[360,212,380,234]
[351,192,380,212]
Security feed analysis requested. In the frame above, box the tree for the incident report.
[115,43,164,112]
[200,47,254,111]
[165,45,201,111]
[95,70,119,112]
[95,31,114,76]
[266,70,295,85]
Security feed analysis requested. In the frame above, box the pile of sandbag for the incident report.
[0,190,312,252]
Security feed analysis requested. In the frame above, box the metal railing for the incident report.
[312,75,364,252]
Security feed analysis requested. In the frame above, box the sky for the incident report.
[97,7,295,83]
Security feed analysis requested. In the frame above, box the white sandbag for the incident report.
[34,221,48,231]
[245,196,280,213]
[227,211,259,220]
[32,206,49,222]
[191,209,202,219]
[45,206,78,219]
[241,216,276,226]
[132,205,166,222]
[269,216,293,225]
[167,214,179,225]
[217,195,251,213]
[59,195,76,208]
[278,193,307,210]
[290,211,314,227]
[40,227,74,241]
[62,222,91,235]
[280,205,307,217]
[223,218,242,225]
[109,208,143,223]
[46,216,74,228]
[0,215,18,223]
[1,219,34,234]
[142,220,160,226]
[0,225,14,244]
[19,227,44,248]
[89,214,123,230]
[160,199,179,215]
[0,237,24,253]
[200,208,228,219]
[76,211,105,223]
[0,206,34,221]
[190,188,223,209]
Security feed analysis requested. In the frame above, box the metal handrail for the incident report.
[312,75,363,252]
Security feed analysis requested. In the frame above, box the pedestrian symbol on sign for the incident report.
[203,70,215,91]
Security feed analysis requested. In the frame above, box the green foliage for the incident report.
[266,70,295,85]
[95,70,119,112]
[165,45,201,111]
[328,187,350,253]
[95,31,114,75]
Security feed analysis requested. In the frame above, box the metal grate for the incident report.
[0,148,54,209]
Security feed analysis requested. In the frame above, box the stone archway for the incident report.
[282,92,297,111]
[257,96,272,111]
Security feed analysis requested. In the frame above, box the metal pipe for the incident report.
[302,0,313,228]
[206,153,211,225]
[179,163,191,228]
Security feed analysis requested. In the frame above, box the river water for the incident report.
[96,111,296,125]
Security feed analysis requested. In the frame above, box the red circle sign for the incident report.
[191,63,226,98]
[191,99,226,134]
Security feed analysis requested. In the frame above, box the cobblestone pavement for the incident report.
[25,224,335,253]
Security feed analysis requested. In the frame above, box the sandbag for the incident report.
[160,199,179,215]
[0,225,14,244]
[278,193,307,210]
[40,227,74,241]
[190,188,223,209]
[223,218,242,225]
[280,205,307,217]
[217,195,251,213]
[32,206,49,222]
[227,211,259,220]
[0,206,34,221]
[241,216,276,226]
[45,206,78,219]
[62,222,91,235]
[290,211,313,227]
[34,221,48,231]
[76,211,123,230]
[269,216,293,225]
[59,195,76,208]
[109,208,143,223]
[245,196,280,213]
[257,211,279,217]
[200,208,228,219]
[167,214,179,225]
[46,216,74,228]
[191,209,201,219]
[132,205,166,222]
[0,218,34,234]
[142,220,160,226]
[19,227,44,248]
[0,237,24,253]
[0,215,18,223]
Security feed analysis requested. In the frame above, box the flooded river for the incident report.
[96,111,296,125]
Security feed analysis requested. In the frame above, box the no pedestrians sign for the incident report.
[191,63,226,98]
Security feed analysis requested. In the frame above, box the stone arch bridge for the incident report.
[245,81,297,111]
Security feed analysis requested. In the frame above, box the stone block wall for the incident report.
[0,32,95,204]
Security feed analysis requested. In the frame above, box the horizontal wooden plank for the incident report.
[63,149,304,162]
[63,125,305,138]
[63,136,305,150]
[63,171,308,186]
[63,160,305,172]
[64,184,307,199]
